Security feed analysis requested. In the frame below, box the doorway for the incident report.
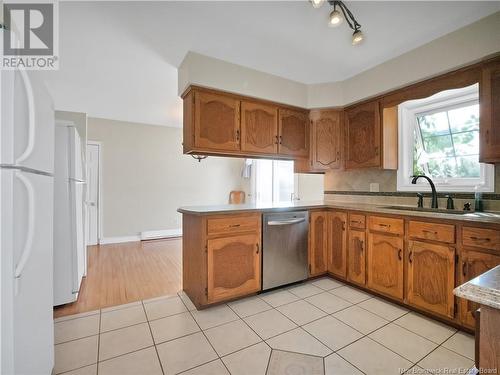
[86,142,100,246]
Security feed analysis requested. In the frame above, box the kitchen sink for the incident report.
[382,206,468,215]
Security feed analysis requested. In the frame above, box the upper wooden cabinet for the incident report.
[183,87,309,160]
[310,110,343,170]
[480,60,500,163]
[240,101,278,154]
[194,91,240,152]
[278,108,309,158]
[309,211,328,276]
[345,100,381,169]
[407,240,455,318]
[328,212,347,278]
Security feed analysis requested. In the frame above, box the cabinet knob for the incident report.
[398,249,402,261]
[256,243,260,254]
[462,261,467,277]
[408,251,413,263]
[236,129,240,141]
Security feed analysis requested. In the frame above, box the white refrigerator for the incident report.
[53,123,86,306]
[0,67,55,373]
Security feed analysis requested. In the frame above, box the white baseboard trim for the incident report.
[140,229,182,241]
[99,235,141,245]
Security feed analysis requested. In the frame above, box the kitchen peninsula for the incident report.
[178,201,500,333]
[455,266,500,371]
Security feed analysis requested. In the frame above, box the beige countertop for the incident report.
[454,265,500,310]
[178,200,500,224]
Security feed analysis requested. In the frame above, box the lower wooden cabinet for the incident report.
[348,230,366,286]
[309,211,329,276]
[367,233,404,300]
[407,240,456,318]
[207,233,261,303]
[459,249,500,328]
[328,212,347,278]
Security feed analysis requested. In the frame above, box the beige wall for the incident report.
[87,118,247,238]
[179,12,500,109]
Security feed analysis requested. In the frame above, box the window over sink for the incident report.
[397,83,495,192]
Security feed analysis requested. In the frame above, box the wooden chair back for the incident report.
[229,190,246,204]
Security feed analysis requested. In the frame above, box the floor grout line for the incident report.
[141,300,166,375]
[54,276,475,375]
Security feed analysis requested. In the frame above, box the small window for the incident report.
[251,159,294,204]
[398,84,494,192]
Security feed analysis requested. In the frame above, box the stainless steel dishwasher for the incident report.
[262,211,309,290]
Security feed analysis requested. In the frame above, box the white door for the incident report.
[86,143,100,246]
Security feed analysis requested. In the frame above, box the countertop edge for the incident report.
[454,284,500,310]
[177,202,500,224]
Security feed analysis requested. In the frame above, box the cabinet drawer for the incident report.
[462,227,500,251]
[349,213,366,230]
[368,216,403,235]
[409,221,455,244]
[207,215,260,236]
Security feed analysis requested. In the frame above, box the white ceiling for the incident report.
[42,1,500,127]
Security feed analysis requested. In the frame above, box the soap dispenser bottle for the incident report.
[474,186,483,212]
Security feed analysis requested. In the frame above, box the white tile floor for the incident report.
[53,277,475,375]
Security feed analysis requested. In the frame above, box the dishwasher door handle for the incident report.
[267,218,306,226]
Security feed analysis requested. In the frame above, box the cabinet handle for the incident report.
[462,261,467,277]
[350,220,361,224]
[374,146,379,156]
[359,240,364,250]
[336,151,341,161]
[256,243,260,254]
[342,222,346,231]
[422,229,438,235]
[378,223,391,228]
[279,135,283,145]
[470,236,491,242]
[236,129,240,141]
[398,249,402,261]
[486,129,490,145]
[408,251,413,263]
[275,135,279,145]
[229,224,241,228]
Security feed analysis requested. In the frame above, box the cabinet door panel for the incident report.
[207,234,261,303]
[310,211,328,276]
[311,110,342,170]
[407,241,455,318]
[348,230,366,286]
[459,250,500,328]
[194,91,240,151]
[278,109,309,157]
[480,61,500,163]
[345,101,381,169]
[241,101,278,154]
[367,233,404,300]
[328,212,347,278]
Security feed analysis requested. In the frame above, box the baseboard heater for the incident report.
[140,229,182,241]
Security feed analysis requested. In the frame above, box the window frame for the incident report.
[397,84,494,192]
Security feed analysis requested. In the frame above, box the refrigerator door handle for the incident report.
[13,171,35,294]
[15,69,36,165]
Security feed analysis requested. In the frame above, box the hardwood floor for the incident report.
[53,238,182,318]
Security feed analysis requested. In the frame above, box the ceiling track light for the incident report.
[311,0,364,45]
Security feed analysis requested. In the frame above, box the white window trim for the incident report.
[397,84,495,193]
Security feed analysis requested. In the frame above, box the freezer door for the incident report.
[0,68,54,174]
[1,170,55,374]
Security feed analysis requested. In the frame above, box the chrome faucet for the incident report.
[411,175,438,209]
